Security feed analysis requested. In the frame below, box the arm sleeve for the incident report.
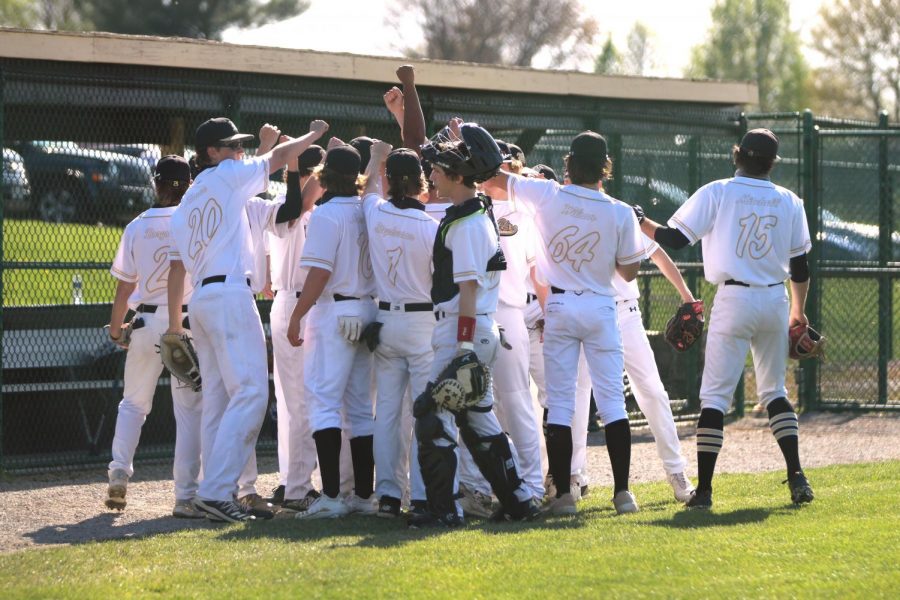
[616,209,645,265]
[790,253,809,282]
[668,183,718,245]
[300,209,340,273]
[228,157,271,199]
[790,197,813,258]
[653,226,691,250]
[109,226,138,282]
[275,171,302,223]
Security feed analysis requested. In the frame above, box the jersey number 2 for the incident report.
[548,226,600,272]
[736,213,777,259]
[187,198,223,260]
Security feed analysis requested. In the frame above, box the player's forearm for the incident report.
[531,267,548,311]
[401,76,426,152]
[294,267,330,321]
[109,280,136,337]
[267,130,324,174]
[167,260,186,332]
[301,173,324,213]
[650,248,694,303]
[789,278,809,316]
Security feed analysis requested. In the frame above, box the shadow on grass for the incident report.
[646,507,778,529]
[23,512,216,547]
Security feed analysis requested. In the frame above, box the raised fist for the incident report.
[371,140,393,161]
[383,86,403,114]
[396,65,415,85]
[309,120,329,136]
[259,123,281,149]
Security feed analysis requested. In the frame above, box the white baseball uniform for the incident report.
[669,175,811,412]
[108,206,201,502]
[362,193,436,504]
[170,156,271,502]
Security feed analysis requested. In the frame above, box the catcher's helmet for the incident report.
[421,123,503,183]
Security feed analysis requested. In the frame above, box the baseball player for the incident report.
[491,131,644,516]
[105,155,202,518]
[267,144,326,512]
[639,128,815,508]
[167,117,328,523]
[359,140,436,518]
[411,123,540,528]
[287,143,378,520]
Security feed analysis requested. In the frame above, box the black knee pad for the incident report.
[415,411,445,443]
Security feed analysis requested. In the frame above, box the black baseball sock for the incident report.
[545,424,572,497]
[312,428,342,498]
[766,398,802,477]
[349,434,375,498]
[696,408,724,493]
[604,418,631,494]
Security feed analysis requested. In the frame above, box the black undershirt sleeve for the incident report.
[275,171,301,223]
[653,226,691,250]
[790,253,809,282]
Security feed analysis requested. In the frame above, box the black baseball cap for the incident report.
[569,131,608,162]
[740,128,780,159]
[324,144,361,176]
[154,155,191,184]
[508,143,525,164]
[195,117,254,149]
[533,163,558,182]
[299,145,326,170]
[350,136,375,173]
[386,148,423,179]
[495,140,513,161]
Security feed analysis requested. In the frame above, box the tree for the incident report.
[811,0,900,122]
[623,22,654,77]
[594,35,621,75]
[394,0,598,68]
[0,0,36,27]
[687,0,810,111]
[0,0,85,29]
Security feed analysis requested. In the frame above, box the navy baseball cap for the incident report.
[569,131,608,162]
[533,163,558,182]
[495,140,513,161]
[195,117,254,149]
[299,145,326,170]
[154,155,191,184]
[324,144,361,176]
[386,148,423,179]
[508,143,525,164]
[740,128,780,159]
[350,136,375,173]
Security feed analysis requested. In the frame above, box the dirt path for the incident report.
[2,412,898,554]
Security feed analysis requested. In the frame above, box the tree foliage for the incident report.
[623,22,655,77]
[594,35,620,75]
[395,0,598,68]
[687,0,809,111]
[811,0,900,122]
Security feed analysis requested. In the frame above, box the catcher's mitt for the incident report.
[789,323,826,360]
[665,300,705,352]
[431,350,489,412]
[158,333,202,392]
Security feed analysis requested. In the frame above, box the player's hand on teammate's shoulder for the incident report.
[259,123,281,150]
[396,64,415,85]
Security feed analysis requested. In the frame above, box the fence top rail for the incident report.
[818,129,900,137]
[0,28,758,105]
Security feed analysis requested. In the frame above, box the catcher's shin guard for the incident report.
[455,413,525,515]
[415,404,459,517]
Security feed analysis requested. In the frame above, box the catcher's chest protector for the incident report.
[431,196,506,305]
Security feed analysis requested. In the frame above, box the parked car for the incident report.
[11,141,155,225]
[2,148,32,215]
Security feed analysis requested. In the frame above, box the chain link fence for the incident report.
[1,54,897,472]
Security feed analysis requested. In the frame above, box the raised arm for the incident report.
[257,123,281,155]
[364,140,392,197]
[263,120,329,174]
[397,65,426,153]
[383,86,405,138]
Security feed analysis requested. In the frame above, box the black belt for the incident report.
[434,311,488,321]
[136,303,188,313]
[526,293,538,304]
[274,290,303,298]
[201,275,251,287]
[724,279,782,288]
[335,294,370,302]
[379,301,434,312]
[551,286,568,294]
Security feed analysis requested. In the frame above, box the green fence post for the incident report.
[801,109,820,411]
[877,111,892,404]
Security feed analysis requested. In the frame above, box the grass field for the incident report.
[1,461,898,598]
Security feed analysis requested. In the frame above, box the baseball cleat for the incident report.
[685,489,713,510]
[612,490,640,514]
[194,499,256,523]
[407,500,428,518]
[345,493,378,515]
[543,493,577,516]
[667,472,696,503]
[457,483,494,519]
[105,469,129,511]
[280,490,321,513]
[237,493,275,520]
[172,499,205,519]
[295,494,349,520]
[266,484,286,506]
[786,471,814,504]
[408,511,463,529]
[543,474,556,500]
[376,496,402,518]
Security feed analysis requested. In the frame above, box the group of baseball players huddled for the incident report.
[103,64,817,526]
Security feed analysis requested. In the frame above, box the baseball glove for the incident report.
[104,322,134,350]
[158,333,202,392]
[789,323,826,360]
[431,350,489,412]
[665,300,705,352]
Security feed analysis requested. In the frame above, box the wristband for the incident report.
[457,315,476,343]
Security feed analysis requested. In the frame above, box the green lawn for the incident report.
[1,461,898,598]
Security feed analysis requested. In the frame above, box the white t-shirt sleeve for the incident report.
[669,182,718,245]
[110,226,138,282]
[790,197,813,258]
[225,157,271,200]
[300,209,340,273]
[508,174,556,213]
[617,208,645,265]
[446,216,489,285]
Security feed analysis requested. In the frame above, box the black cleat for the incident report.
[194,499,256,523]
[266,485,285,506]
[407,500,428,518]
[786,471,814,504]
[685,489,713,510]
[408,511,463,529]
[377,495,402,519]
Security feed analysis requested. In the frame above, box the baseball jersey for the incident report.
[170,157,270,287]
[432,198,503,315]
[300,196,375,298]
[269,210,311,292]
[492,199,536,309]
[507,176,644,297]
[362,193,438,304]
[669,175,812,285]
[425,202,450,222]
[612,233,658,301]
[245,195,288,293]
[110,206,193,307]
